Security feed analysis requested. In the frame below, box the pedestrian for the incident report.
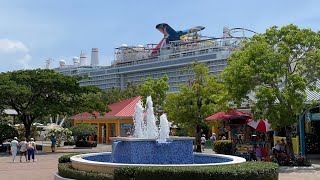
[210,133,216,151]
[201,134,206,151]
[280,139,287,153]
[10,137,19,162]
[50,135,56,152]
[255,144,263,161]
[27,138,36,162]
[19,138,28,162]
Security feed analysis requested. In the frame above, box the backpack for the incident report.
[28,142,35,150]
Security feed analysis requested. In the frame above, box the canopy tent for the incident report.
[247,119,272,133]
[206,110,251,121]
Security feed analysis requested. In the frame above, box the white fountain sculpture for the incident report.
[133,96,169,142]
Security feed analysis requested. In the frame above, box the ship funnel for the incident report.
[91,48,99,66]
[80,51,87,66]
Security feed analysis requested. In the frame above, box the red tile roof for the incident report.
[71,96,142,119]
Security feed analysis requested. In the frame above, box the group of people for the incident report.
[252,144,268,161]
[10,137,36,162]
[200,133,217,151]
[272,139,287,155]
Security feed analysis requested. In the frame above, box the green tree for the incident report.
[164,62,229,152]
[0,69,106,139]
[0,124,18,144]
[139,76,169,116]
[222,24,320,156]
[69,124,96,141]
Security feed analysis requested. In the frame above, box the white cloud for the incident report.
[18,54,32,69]
[0,39,33,71]
[0,39,29,54]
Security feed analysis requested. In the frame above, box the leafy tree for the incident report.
[69,124,96,141]
[15,124,39,141]
[0,124,18,144]
[0,113,15,125]
[164,62,229,152]
[222,24,320,156]
[139,76,169,116]
[47,128,72,147]
[0,69,106,139]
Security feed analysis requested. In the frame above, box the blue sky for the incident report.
[1,0,320,72]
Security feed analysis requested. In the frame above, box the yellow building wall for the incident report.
[274,136,299,155]
[74,119,133,143]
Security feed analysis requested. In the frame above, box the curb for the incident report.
[54,173,75,180]
[279,164,320,173]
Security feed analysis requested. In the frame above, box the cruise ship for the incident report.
[54,24,250,92]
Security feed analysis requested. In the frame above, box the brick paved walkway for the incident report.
[0,145,319,180]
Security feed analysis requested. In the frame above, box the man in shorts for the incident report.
[19,138,28,162]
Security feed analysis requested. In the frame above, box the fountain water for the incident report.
[158,114,170,143]
[70,96,246,175]
[133,100,144,138]
[145,96,159,139]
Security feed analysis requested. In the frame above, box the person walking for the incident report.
[50,135,57,152]
[255,144,263,161]
[10,137,19,162]
[210,133,216,151]
[201,134,206,151]
[27,138,36,162]
[19,138,28,162]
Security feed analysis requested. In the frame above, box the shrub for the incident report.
[0,124,18,144]
[64,141,75,146]
[214,140,233,155]
[58,153,81,163]
[47,128,72,147]
[75,140,97,147]
[69,124,96,141]
[58,163,113,180]
[293,155,311,166]
[272,153,311,166]
[114,162,279,180]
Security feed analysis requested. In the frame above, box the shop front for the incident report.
[71,96,141,144]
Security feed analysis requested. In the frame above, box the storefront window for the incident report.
[120,123,133,137]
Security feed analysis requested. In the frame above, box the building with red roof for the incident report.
[71,96,141,143]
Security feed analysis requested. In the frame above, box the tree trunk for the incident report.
[194,124,202,152]
[21,115,33,140]
[285,125,294,157]
[23,121,31,140]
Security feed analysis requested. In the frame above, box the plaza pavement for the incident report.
[0,144,320,180]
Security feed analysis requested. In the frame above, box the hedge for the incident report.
[64,141,75,146]
[214,140,233,155]
[114,162,279,180]
[75,141,97,147]
[58,154,279,180]
[58,163,113,180]
[58,153,82,163]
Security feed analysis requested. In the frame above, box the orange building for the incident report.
[71,96,141,143]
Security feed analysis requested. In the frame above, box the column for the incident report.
[97,123,103,144]
[299,113,305,155]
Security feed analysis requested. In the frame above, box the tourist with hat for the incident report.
[10,137,19,162]
[27,138,36,162]
[210,133,216,151]
[19,138,28,162]
[201,134,206,151]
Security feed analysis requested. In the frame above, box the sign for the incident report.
[311,113,320,121]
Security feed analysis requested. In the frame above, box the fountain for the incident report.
[70,96,246,174]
